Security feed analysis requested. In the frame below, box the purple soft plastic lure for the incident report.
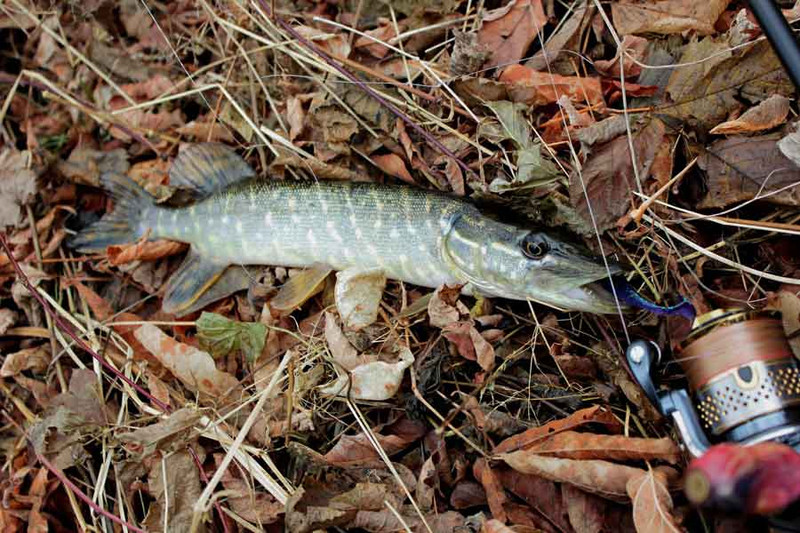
[603,278,696,321]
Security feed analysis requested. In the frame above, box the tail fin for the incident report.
[70,173,155,253]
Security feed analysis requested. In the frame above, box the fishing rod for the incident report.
[750,0,800,89]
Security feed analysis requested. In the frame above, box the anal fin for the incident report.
[270,263,333,314]
[163,250,232,316]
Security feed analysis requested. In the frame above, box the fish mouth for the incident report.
[562,276,632,314]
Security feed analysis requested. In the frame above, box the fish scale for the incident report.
[148,180,469,289]
[71,143,624,316]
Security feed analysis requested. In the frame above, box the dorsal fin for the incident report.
[169,143,255,198]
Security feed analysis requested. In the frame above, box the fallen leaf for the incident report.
[665,39,794,130]
[611,0,731,35]
[0,308,18,335]
[106,239,187,265]
[569,118,669,231]
[522,431,681,464]
[134,323,242,399]
[142,449,204,533]
[710,94,790,135]
[176,120,235,143]
[324,311,373,371]
[119,408,201,457]
[478,0,548,70]
[451,30,491,76]
[698,134,800,209]
[474,458,508,523]
[196,311,267,364]
[335,267,387,330]
[371,153,415,184]
[770,291,800,356]
[594,35,648,79]
[496,467,572,532]
[57,147,129,187]
[482,519,516,533]
[354,21,401,59]
[319,345,414,401]
[0,148,38,228]
[215,454,283,523]
[494,405,621,454]
[526,6,589,70]
[0,345,51,377]
[450,481,487,509]
[428,284,463,328]
[324,418,427,466]
[500,64,604,108]
[443,321,496,372]
[417,456,438,511]
[286,95,305,141]
[500,451,644,501]
[562,484,608,533]
[295,25,352,59]
[626,468,682,533]
[779,125,800,167]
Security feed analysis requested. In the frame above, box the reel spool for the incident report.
[627,308,800,456]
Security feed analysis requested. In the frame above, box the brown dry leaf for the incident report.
[443,321,496,372]
[334,267,387,330]
[324,419,427,466]
[626,468,683,533]
[417,456,438,511]
[354,21,401,59]
[428,284,462,328]
[57,147,130,187]
[569,118,669,231]
[527,6,589,70]
[319,345,414,400]
[482,519,516,533]
[0,308,18,335]
[478,0,548,70]
[500,64,604,108]
[176,120,235,143]
[0,148,38,228]
[500,451,644,501]
[295,26,351,58]
[324,311,375,371]
[474,458,508,523]
[371,153,415,184]
[494,405,621,454]
[451,30,491,76]
[771,291,800,356]
[286,95,306,141]
[214,454,283,524]
[0,345,51,377]
[496,467,572,532]
[451,481,487,509]
[119,408,201,457]
[134,323,242,400]
[594,35,648,79]
[523,431,681,464]
[106,239,187,265]
[142,449,205,533]
[665,39,794,130]
[710,94,790,135]
[562,484,608,533]
[113,109,184,141]
[611,0,731,35]
[698,134,800,209]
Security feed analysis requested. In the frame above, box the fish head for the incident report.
[442,213,626,314]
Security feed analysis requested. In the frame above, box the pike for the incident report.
[71,144,629,317]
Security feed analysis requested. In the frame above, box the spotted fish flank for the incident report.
[71,144,623,317]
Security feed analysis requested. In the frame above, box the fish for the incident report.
[70,143,627,317]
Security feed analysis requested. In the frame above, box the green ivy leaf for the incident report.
[196,312,266,364]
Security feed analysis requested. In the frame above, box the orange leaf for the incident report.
[107,239,186,265]
[493,405,621,454]
[474,458,508,523]
[499,64,604,108]
[500,451,644,502]
[478,0,548,69]
[323,418,427,466]
[710,94,790,135]
[522,430,681,464]
[626,468,682,533]
[371,153,415,184]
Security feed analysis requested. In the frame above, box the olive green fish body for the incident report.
[145,180,468,290]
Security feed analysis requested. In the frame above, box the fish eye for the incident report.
[522,234,549,260]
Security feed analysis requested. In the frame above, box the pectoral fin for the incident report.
[162,250,230,316]
[270,263,333,314]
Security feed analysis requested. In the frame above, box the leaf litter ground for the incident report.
[2,1,800,532]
